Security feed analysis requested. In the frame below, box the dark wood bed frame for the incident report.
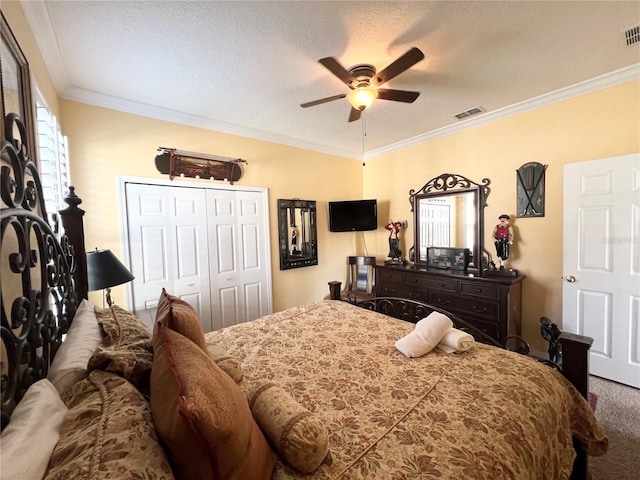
[0,113,592,479]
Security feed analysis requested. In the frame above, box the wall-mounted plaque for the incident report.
[517,162,547,218]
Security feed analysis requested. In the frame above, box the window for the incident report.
[35,92,69,224]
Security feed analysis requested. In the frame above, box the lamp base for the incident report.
[105,288,114,307]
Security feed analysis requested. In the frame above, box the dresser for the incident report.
[375,264,524,342]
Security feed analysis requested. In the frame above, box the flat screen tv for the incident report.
[329,199,378,232]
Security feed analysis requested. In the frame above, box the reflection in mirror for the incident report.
[278,199,318,270]
[410,173,490,275]
[417,191,476,262]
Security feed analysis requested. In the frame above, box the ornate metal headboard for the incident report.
[1,113,87,429]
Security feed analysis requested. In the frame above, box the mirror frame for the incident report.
[277,199,318,270]
[1,12,36,157]
[409,173,491,275]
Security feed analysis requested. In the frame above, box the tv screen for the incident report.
[329,199,378,232]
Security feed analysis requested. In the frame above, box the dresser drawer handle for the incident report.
[472,305,488,313]
[475,288,482,293]
[413,279,418,283]
[434,297,450,305]
[439,282,445,287]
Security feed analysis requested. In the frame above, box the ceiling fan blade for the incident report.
[373,47,425,86]
[300,93,346,108]
[376,88,420,103]
[319,57,356,87]
[348,107,362,123]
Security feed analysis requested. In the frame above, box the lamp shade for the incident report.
[87,249,135,291]
[347,86,378,110]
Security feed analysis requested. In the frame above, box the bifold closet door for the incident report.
[206,189,271,330]
[125,183,213,331]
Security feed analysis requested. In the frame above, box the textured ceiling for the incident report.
[21,1,640,159]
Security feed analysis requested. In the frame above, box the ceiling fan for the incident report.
[301,47,425,122]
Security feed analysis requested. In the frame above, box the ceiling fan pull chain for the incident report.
[361,112,367,167]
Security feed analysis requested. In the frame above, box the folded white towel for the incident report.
[395,311,453,358]
[394,333,434,358]
[437,328,475,353]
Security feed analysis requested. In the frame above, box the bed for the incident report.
[1,113,607,480]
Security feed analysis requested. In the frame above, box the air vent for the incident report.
[454,106,486,120]
[623,24,640,46]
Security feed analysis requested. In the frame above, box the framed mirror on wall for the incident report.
[277,199,318,270]
[1,12,36,155]
[409,173,491,275]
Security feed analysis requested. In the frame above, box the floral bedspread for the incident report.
[205,300,607,480]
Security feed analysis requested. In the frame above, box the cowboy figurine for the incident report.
[492,214,514,266]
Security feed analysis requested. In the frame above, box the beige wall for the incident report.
[60,101,363,311]
[363,80,640,347]
[5,3,640,347]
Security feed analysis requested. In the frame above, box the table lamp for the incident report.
[87,249,135,307]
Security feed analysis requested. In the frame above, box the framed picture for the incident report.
[427,247,470,271]
[1,11,36,155]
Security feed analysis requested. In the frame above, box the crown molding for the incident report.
[367,63,640,160]
[63,87,355,159]
[20,1,70,93]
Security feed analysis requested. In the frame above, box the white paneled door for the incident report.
[563,154,640,388]
[206,189,271,330]
[124,181,271,332]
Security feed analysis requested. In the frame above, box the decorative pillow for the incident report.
[0,379,68,480]
[44,370,174,480]
[47,299,104,394]
[150,325,274,479]
[207,343,244,383]
[87,305,153,392]
[248,381,330,473]
[154,288,207,350]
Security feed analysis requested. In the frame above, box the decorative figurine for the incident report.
[290,226,299,254]
[491,214,514,267]
[540,317,561,364]
[385,219,403,262]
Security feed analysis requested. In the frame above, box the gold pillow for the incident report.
[151,326,274,479]
[155,288,207,350]
[44,370,174,480]
[248,381,330,473]
[207,344,244,383]
[88,305,153,392]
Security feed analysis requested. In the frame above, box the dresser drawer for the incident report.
[403,273,458,291]
[459,281,500,299]
[427,290,457,310]
[430,291,498,321]
[377,269,403,284]
[454,296,499,321]
[377,282,410,298]
[463,318,499,341]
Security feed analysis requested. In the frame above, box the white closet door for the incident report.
[206,189,271,329]
[126,183,212,330]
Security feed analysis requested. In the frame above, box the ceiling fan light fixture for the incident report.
[347,86,378,110]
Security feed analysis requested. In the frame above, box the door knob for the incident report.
[565,275,576,283]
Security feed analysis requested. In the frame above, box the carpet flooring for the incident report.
[588,376,640,480]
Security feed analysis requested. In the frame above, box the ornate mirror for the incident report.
[277,199,318,270]
[410,173,491,275]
